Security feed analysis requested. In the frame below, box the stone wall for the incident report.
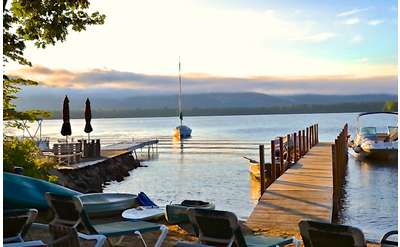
[53,152,141,193]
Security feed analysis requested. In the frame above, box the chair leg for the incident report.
[154,225,169,247]
[134,231,148,247]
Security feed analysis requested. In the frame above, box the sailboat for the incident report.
[174,58,192,139]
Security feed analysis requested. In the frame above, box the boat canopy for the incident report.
[358,111,398,118]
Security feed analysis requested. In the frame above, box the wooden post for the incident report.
[286,134,291,163]
[293,132,297,162]
[259,145,265,195]
[271,140,276,182]
[298,130,302,157]
[311,125,314,147]
[302,129,306,155]
[316,124,319,144]
[314,124,318,146]
[279,136,284,175]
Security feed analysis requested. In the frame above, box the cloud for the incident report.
[368,19,384,26]
[292,32,336,43]
[10,65,397,95]
[350,34,363,44]
[337,7,370,17]
[356,57,369,63]
[342,17,360,25]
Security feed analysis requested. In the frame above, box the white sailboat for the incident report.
[174,57,192,139]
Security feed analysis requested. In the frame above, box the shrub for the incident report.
[3,137,58,182]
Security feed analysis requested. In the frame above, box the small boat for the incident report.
[165,200,215,233]
[243,157,261,180]
[174,58,192,139]
[350,111,398,161]
[77,193,138,217]
[122,206,165,220]
[4,172,81,209]
[4,172,138,217]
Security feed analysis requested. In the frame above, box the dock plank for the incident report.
[246,142,333,238]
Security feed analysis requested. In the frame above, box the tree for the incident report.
[3,0,105,128]
[383,100,397,112]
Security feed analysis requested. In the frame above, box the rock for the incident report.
[55,152,141,193]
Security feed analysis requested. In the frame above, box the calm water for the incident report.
[17,113,397,241]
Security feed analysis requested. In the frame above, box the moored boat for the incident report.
[4,172,81,209]
[350,112,398,161]
[77,193,138,217]
[165,200,215,233]
[173,58,192,139]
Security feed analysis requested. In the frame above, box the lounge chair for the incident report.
[4,209,38,243]
[49,223,106,247]
[299,220,367,247]
[45,192,168,247]
[177,208,297,247]
[381,230,398,247]
[3,240,46,247]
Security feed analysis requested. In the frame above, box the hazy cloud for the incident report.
[350,34,363,44]
[337,7,370,17]
[10,66,397,95]
[368,19,384,26]
[293,32,336,43]
[342,17,360,25]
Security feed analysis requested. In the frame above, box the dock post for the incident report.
[259,145,265,195]
[279,137,284,175]
[293,132,297,162]
[271,140,276,182]
[311,125,314,147]
[286,134,291,164]
[302,129,306,156]
[298,130,302,157]
[306,127,309,152]
[316,124,319,144]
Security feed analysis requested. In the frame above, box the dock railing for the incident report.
[259,124,319,195]
[331,124,349,220]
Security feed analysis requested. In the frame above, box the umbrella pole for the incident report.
[88,133,90,141]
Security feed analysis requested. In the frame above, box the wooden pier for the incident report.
[246,124,348,239]
[57,139,158,170]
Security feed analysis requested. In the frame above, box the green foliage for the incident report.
[3,75,51,129]
[3,0,105,128]
[3,137,58,182]
[383,100,397,112]
[3,0,106,64]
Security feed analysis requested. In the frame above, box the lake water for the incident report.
[17,113,397,242]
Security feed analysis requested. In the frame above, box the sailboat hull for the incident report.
[175,125,192,139]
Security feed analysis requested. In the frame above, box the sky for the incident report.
[7,0,398,95]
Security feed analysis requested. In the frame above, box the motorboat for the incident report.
[351,111,398,161]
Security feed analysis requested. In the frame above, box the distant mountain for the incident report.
[16,91,397,112]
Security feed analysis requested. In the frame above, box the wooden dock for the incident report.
[246,142,333,238]
[57,139,158,170]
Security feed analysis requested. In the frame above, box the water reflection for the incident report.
[339,154,398,242]
[249,175,261,200]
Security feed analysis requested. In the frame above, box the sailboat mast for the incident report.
[178,57,183,126]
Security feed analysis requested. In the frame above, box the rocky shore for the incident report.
[54,152,141,193]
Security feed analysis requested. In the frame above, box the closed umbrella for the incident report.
[61,95,72,141]
[84,98,93,140]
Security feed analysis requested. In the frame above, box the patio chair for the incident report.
[4,209,38,243]
[45,192,168,247]
[177,208,297,247]
[381,230,398,247]
[298,220,367,247]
